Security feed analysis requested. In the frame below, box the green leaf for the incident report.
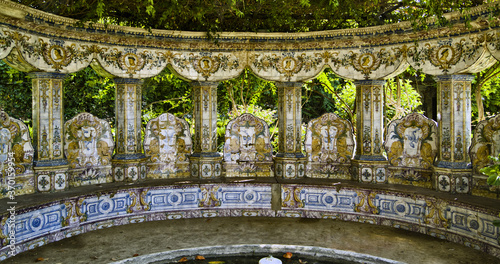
[480,164,500,177]
[487,174,500,186]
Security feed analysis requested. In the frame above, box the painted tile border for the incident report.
[1,183,499,260]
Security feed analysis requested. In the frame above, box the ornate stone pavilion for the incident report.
[1,0,500,261]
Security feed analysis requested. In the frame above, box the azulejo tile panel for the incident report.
[144,113,192,179]
[384,113,438,169]
[64,113,114,187]
[224,114,273,177]
[1,184,500,260]
[304,113,355,179]
[4,203,63,244]
[0,111,35,198]
[279,184,500,254]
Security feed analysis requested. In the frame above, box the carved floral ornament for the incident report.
[0,2,499,80]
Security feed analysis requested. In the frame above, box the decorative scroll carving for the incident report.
[304,113,355,179]
[385,113,438,169]
[223,113,273,177]
[470,114,500,174]
[384,113,438,188]
[144,113,192,178]
[64,113,114,186]
[0,111,34,198]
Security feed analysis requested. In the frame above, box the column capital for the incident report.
[275,81,303,88]
[190,81,219,87]
[434,74,475,82]
[28,72,66,79]
[114,78,144,84]
[353,79,386,86]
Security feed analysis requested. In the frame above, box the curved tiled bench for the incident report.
[1,179,500,260]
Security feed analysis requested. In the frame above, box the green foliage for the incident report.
[480,154,500,226]
[63,67,115,122]
[18,0,488,33]
[480,155,500,186]
[217,70,278,152]
[219,69,276,115]
[303,71,355,124]
[0,61,32,123]
[472,64,500,121]
[142,68,192,123]
[384,75,423,122]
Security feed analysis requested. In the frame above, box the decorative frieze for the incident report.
[0,0,498,81]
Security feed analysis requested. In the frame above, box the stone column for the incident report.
[433,75,474,194]
[352,80,387,183]
[274,82,306,179]
[190,81,222,179]
[112,78,147,182]
[30,72,68,192]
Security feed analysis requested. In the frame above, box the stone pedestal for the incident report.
[352,160,387,183]
[274,82,306,179]
[433,75,474,193]
[190,82,222,179]
[433,167,471,194]
[112,78,147,182]
[190,155,222,179]
[352,80,387,183]
[30,72,69,192]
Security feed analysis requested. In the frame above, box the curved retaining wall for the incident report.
[1,182,500,260]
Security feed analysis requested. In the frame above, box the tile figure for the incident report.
[64,113,114,186]
[224,113,273,177]
[0,111,34,198]
[144,113,192,178]
[470,114,500,197]
[305,113,355,179]
[384,113,438,188]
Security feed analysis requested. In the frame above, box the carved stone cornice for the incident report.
[0,0,499,81]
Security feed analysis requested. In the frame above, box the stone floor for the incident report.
[4,217,500,264]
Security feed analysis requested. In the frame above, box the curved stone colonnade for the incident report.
[0,0,498,194]
[1,181,500,261]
